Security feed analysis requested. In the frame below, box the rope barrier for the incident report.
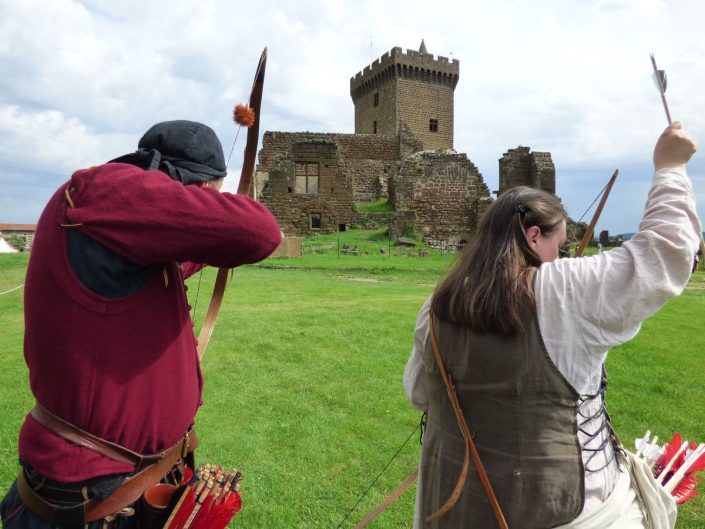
[0,284,24,296]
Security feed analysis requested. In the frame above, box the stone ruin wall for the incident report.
[257,131,401,203]
[390,151,492,250]
[530,152,555,193]
[599,230,610,246]
[498,146,555,195]
[257,137,349,234]
[347,158,396,202]
[398,122,425,160]
[257,132,403,234]
[0,225,36,252]
[256,131,553,248]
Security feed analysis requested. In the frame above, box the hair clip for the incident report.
[515,205,530,215]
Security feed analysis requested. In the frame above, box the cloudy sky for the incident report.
[1,0,704,234]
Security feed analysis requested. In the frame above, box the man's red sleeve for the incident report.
[65,163,281,267]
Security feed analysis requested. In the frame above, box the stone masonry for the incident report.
[255,42,556,249]
[257,135,354,234]
[256,124,429,236]
[389,151,492,250]
[258,132,400,202]
[350,41,459,151]
[0,224,36,251]
[498,146,555,195]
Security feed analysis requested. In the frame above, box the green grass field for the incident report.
[1,240,703,528]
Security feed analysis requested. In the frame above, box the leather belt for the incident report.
[17,402,197,525]
[30,403,196,472]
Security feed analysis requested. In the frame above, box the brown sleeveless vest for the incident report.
[420,312,585,528]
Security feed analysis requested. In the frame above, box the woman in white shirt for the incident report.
[404,122,699,529]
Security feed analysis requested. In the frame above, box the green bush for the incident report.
[401,222,416,239]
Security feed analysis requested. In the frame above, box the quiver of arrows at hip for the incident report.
[635,431,705,504]
[142,464,243,529]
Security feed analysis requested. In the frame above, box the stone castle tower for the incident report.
[257,41,554,250]
[350,40,459,150]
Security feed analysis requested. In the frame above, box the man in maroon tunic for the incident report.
[0,120,281,528]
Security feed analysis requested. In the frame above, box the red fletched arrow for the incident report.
[657,432,684,474]
[672,475,699,505]
[639,431,705,504]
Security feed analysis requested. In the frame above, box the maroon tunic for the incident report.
[18,163,281,482]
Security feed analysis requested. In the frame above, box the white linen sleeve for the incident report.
[403,296,432,412]
[539,166,700,357]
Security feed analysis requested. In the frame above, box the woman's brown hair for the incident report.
[431,186,567,336]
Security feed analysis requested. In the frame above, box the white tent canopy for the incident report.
[0,237,19,253]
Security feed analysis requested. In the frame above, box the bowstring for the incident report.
[193,116,242,316]
[567,180,611,249]
[201,63,260,312]
[226,126,244,169]
[226,54,265,170]
[190,269,204,321]
[334,421,421,529]
[193,51,266,327]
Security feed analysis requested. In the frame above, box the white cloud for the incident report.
[1,0,704,231]
[0,105,104,175]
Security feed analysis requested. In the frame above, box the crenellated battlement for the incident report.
[350,46,459,99]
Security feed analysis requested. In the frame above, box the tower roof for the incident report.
[419,39,428,54]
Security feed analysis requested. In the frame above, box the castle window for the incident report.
[429,119,438,133]
[373,120,377,134]
[295,162,319,194]
[373,92,379,107]
[310,212,322,229]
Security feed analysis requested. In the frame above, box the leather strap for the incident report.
[426,310,509,529]
[31,403,191,471]
[17,431,190,523]
[20,402,197,523]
